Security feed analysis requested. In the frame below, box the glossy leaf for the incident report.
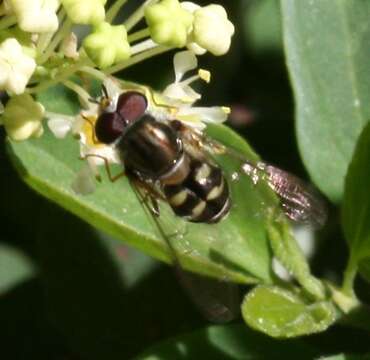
[241,285,337,338]
[0,243,35,294]
[6,84,286,284]
[342,123,370,270]
[320,355,370,360]
[281,0,370,202]
[244,0,282,54]
[37,204,195,360]
[134,324,319,360]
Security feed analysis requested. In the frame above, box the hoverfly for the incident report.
[80,82,327,322]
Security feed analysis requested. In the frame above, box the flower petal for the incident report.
[0,38,36,95]
[48,117,73,138]
[162,82,200,103]
[178,105,229,123]
[173,50,197,82]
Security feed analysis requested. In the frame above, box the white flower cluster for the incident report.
[145,0,235,56]
[0,0,235,142]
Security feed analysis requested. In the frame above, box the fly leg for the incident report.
[82,154,125,182]
[130,178,165,217]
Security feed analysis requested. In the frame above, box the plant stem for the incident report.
[27,61,87,94]
[267,218,326,300]
[106,45,172,74]
[0,15,16,31]
[128,28,150,43]
[79,66,107,82]
[105,0,128,23]
[342,254,358,297]
[37,9,66,55]
[38,17,72,64]
[130,38,156,55]
[37,32,55,56]
[44,111,74,121]
[124,0,158,31]
[63,80,91,101]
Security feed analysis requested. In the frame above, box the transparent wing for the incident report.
[254,164,327,228]
[129,178,240,323]
[178,124,327,229]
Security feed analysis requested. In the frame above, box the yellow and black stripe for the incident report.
[163,159,231,223]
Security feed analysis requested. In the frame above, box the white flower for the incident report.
[156,50,229,129]
[1,94,44,141]
[182,2,234,56]
[0,38,36,95]
[162,50,201,103]
[9,0,60,33]
[47,113,75,138]
[48,99,121,194]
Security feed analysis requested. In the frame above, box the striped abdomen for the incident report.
[163,159,231,223]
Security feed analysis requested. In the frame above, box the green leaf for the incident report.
[340,305,370,333]
[358,259,370,284]
[37,204,193,360]
[241,285,337,338]
[267,220,325,300]
[0,243,35,294]
[342,123,370,266]
[6,84,284,284]
[281,0,370,202]
[244,0,282,54]
[134,324,319,360]
[320,355,370,360]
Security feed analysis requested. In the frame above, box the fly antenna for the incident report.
[88,97,100,104]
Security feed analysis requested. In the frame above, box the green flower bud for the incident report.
[9,0,60,33]
[83,22,131,69]
[145,0,193,48]
[192,4,235,56]
[62,0,107,25]
[2,94,44,141]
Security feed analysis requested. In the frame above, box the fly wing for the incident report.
[260,164,327,228]
[129,178,240,323]
[177,124,327,228]
[174,268,240,323]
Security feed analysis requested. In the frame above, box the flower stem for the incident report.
[63,80,91,103]
[124,0,158,31]
[79,66,107,82]
[44,111,74,121]
[27,61,87,94]
[37,9,66,55]
[37,32,54,56]
[0,15,16,31]
[128,28,150,43]
[342,254,358,297]
[105,0,128,23]
[38,18,72,64]
[106,45,172,74]
[130,38,156,55]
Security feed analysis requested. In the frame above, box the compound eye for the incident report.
[117,91,147,123]
[95,112,125,144]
